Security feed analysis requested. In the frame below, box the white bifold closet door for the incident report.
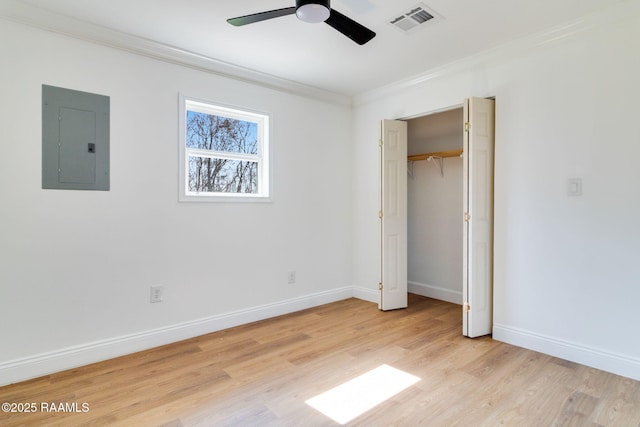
[463,97,495,338]
[379,119,408,311]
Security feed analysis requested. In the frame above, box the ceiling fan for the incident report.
[227,0,376,45]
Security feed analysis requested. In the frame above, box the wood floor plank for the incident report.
[1,295,639,426]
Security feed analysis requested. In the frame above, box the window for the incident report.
[179,96,270,201]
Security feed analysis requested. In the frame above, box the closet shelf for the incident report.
[408,149,463,161]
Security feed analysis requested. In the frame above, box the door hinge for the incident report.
[379,138,383,147]
[379,210,383,219]
[464,212,471,223]
[379,282,383,290]
[463,302,471,312]
[464,122,470,133]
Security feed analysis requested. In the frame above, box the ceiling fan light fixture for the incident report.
[296,1,330,23]
[227,0,375,45]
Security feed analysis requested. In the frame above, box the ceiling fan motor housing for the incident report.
[296,0,331,23]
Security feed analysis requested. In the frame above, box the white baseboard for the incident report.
[408,281,463,305]
[6,290,638,386]
[353,286,379,304]
[493,323,640,381]
[0,287,355,386]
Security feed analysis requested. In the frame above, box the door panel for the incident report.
[463,97,495,337]
[380,119,408,311]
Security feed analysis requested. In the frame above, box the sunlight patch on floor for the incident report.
[305,364,421,424]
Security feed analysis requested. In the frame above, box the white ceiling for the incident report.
[4,0,626,96]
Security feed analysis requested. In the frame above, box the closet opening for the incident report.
[380,97,494,336]
[406,107,465,306]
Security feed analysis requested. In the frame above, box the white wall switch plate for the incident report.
[568,178,582,197]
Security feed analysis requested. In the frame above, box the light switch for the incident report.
[568,178,582,197]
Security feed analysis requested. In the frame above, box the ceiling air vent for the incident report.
[388,3,441,34]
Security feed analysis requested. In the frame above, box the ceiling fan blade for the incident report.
[227,7,296,26]
[325,9,375,45]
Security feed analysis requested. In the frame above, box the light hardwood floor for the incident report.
[1,294,639,426]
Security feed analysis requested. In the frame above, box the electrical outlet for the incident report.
[287,271,296,284]
[150,285,164,303]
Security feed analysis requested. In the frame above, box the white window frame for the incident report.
[179,94,271,202]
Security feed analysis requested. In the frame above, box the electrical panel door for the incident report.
[42,85,110,190]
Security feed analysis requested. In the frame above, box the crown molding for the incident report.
[0,0,351,107]
[2,0,637,110]
[353,0,640,107]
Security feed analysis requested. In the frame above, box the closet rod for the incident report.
[408,149,463,161]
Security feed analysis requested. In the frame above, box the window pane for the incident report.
[188,156,258,194]
[186,111,258,154]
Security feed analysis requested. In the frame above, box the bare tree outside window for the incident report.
[179,97,269,201]
[186,111,259,193]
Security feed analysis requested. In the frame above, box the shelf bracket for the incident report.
[428,155,444,178]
